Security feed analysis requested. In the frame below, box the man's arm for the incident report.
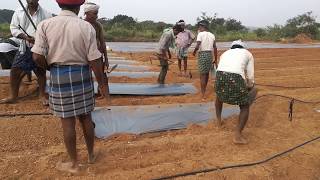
[188,31,196,47]
[86,25,109,99]
[88,58,108,98]
[89,58,105,86]
[213,41,218,67]
[10,11,35,44]
[32,53,48,70]
[193,41,201,56]
[246,54,255,88]
[98,23,108,69]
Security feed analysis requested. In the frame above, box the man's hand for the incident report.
[26,36,35,44]
[89,58,110,104]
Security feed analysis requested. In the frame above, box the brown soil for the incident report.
[1,48,320,179]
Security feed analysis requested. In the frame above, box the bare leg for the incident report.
[234,104,250,144]
[22,72,33,85]
[200,73,209,100]
[0,68,24,103]
[157,59,168,84]
[33,68,48,106]
[58,117,79,173]
[178,58,182,76]
[215,97,223,127]
[78,113,96,164]
[183,57,188,76]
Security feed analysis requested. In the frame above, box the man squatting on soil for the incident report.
[32,0,109,173]
[215,40,257,144]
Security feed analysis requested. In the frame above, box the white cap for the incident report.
[83,2,100,13]
[231,39,247,48]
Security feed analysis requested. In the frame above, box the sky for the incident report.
[2,0,320,27]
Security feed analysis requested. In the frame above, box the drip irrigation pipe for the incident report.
[255,83,316,89]
[152,135,320,180]
[0,112,51,117]
[151,94,320,179]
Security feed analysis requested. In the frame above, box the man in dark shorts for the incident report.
[215,40,257,144]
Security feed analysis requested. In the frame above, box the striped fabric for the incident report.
[49,65,95,118]
[198,51,213,74]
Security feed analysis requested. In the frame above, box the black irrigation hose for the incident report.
[254,93,320,104]
[152,94,320,180]
[0,112,51,117]
[152,135,320,180]
[255,83,316,89]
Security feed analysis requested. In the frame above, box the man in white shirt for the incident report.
[193,20,217,100]
[0,0,52,105]
[215,40,257,145]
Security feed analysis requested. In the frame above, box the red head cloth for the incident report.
[56,0,85,5]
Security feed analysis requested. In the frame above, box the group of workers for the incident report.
[157,19,257,144]
[0,0,257,174]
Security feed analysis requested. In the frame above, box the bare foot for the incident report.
[216,120,223,128]
[56,162,79,174]
[88,150,100,164]
[0,97,17,104]
[233,135,248,145]
[41,97,49,106]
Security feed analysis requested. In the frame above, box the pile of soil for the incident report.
[289,33,313,43]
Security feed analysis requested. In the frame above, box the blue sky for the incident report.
[3,0,320,27]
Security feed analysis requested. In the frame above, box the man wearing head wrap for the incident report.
[84,2,110,101]
[193,20,218,100]
[215,40,257,145]
[32,0,108,173]
[156,25,183,84]
[175,20,195,77]
[0,0,52,105]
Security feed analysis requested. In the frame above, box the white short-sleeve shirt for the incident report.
[196,31,215,51]
[217,48,254,82]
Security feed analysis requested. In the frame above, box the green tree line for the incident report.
[0,9,319,42]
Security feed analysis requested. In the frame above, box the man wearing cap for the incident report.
[32,0,107,173]
[175,20,195,77]
[156,25,183,84]
[84,2,110,100]
[193,20,217,100]
[0,0,52,105]
[215,40,257,145]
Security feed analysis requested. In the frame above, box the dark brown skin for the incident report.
[32,6,105,173]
